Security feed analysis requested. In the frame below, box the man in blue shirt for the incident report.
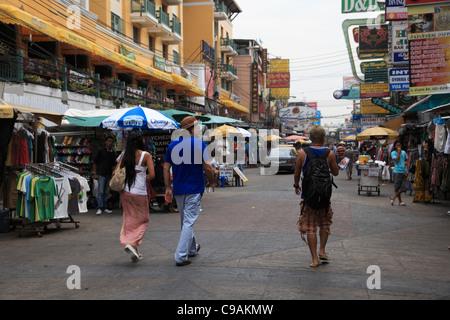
[164,116,215,266]
[390,140,408,206]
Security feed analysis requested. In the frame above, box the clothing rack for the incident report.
[13,163,80,238]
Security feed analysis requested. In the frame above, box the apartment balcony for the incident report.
[161,15,183,44]
[220,38,238,56]
[164,0,182,5]
[220,63,238,81]
[145,8,172,37]
[130,0,158,29]
[214,1,228,21]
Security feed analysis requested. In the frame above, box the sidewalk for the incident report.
[0,168,449,300]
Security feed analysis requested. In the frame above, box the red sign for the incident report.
[406,0,449,5]
[266,73,290,88]
[262,49,268,74]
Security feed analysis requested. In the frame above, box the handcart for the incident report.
[358,165,381,196]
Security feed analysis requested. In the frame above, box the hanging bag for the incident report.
[110,155,126,192]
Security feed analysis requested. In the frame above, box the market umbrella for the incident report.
[159,109,210,124]
[356,127,398,141]
[284,135,308,140]
[100,106,179,131]
[209,124,242,138]
[236,127,252,138]
[264,134,281,141]
[342,134,357,141]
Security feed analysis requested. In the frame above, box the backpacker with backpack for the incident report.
[301,147,337,210]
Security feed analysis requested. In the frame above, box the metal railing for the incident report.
[131,0,156,18]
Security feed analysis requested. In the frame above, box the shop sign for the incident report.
[386,0,408,21]
[389,68,410,91]
[371,97,403,114]
[364,68,388,83]
[262,49,268,74]
[342,0,383,13]
[251,63,259,113]
[267,73,290,88]
[361,99,391,114]
[360,61,388,73]
[392,21,409,64]
[405,0,449,5]
[359,25,389,54]
[360,83,390,98]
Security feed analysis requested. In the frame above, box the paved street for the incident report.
[0,167,449,301]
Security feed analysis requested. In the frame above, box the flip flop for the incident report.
[310,263,320,267]
[319,255,330,262]
[125,244,143,262]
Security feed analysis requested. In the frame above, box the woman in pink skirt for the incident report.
[114,131,155,262]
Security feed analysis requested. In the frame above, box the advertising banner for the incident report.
[359,25,389,54]
[389,68,410,90]
[408,4,450,95]
[361,100,391,114]
[251,63,258,113]
[279,104,318,120]
[386,0,408,20]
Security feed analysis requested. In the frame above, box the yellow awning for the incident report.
[0,4,59,40]
[221,99,250,115]
[0,99,63,125]
[57,28,95,53]
[0,99,15,119]
[92,44,122,66]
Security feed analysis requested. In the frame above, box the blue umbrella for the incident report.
[100,106,179,131]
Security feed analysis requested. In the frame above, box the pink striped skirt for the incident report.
[120,191,150,247]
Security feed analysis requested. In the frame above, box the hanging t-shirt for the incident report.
[67,178,81,215]
[77,176,90,213]
[31,176,57,221]
[53,176,72,219]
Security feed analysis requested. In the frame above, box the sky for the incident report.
[232,0,380,126]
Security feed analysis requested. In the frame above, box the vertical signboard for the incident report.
[251,63,259,114]
[262,49,268,74]
[392,21,409,64]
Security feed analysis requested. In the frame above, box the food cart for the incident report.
[358,164,381,196]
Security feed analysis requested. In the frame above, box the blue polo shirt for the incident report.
[164,136,209,196]
[391,150,408,174]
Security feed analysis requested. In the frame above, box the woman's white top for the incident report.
[123,151,148,195]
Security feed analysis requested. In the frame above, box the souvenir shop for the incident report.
[0,102,89,237]
[398,107,450,204]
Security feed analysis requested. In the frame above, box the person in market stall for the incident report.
[115,131,155,262]
[163,116,215,266]
[366,140,377,160]
[390,140,408,206]
[93,136,117,215]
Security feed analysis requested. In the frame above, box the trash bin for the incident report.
[0,210,9,233]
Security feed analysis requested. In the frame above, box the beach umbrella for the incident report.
[264,134,281,141]
[356,127,398,141]
[284,135,308,140]
[100,106,179,131]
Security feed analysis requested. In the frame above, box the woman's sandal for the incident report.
[319,254,330,262]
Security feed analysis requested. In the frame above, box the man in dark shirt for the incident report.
[93,136,116,215]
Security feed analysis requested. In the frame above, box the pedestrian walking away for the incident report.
[163,116,215,266]
[114,131,155,262]
[93,136,117,215]
[390,140,408,206]
[293,125,339,268]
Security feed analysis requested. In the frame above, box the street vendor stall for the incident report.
[358,163,381,196]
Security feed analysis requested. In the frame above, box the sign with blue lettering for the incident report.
[389,68,409,91]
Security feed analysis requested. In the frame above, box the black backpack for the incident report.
[301,147,337,210]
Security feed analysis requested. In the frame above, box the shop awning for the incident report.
[380,116,405,131]
[0,99,63,125]
[201,114,244,125]
[0,4,59,40]
[63,108,133,127]
[170,74,205,97]
[57,28,95,53]
[404,94,450,113]
[220,99,250,115]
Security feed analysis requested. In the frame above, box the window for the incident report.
[133,26,139,44]
[111,13,123,35]
[173,50,179,65]
[148,36,154,52]
[163,44,168,59]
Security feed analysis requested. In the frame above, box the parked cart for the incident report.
[358,164,381,196]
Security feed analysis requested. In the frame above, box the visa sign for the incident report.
[342,0,383,13]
